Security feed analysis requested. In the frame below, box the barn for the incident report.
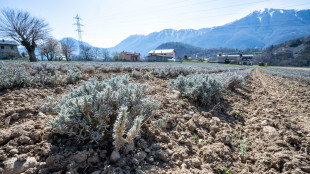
[147,49,176,62]
[217,54,253,65]
[0,39,21,59]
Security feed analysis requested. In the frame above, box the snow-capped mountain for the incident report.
[109,8,310,56]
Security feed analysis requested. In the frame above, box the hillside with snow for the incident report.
[108,8,310,55]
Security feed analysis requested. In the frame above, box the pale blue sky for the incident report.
[1,0,310,48]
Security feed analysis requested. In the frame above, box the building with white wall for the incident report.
[147,49,176,62]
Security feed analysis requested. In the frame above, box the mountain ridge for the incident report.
[107,8,310,56]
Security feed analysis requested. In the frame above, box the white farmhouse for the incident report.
[217,54,253,65]
[147,49,176,62]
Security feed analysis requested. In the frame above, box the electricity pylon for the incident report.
[73,14,83,56]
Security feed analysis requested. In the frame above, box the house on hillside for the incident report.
[147,49,176,62]
[217,54,253,65]
[0,39,20,59]
[121,51,140,61]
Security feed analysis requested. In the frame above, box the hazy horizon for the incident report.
[1,0,310,48]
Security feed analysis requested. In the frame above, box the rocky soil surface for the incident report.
[0,69,309,174]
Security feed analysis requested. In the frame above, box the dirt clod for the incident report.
[110,150,121,163]
[3,157,37,174]
[156,150,169,162]
[73,151,88,163]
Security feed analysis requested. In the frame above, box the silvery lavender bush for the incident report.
[131,70,143,79]
[214,69,252,90]
[33,63,57,75]
[30,63,62,85]
[64,69,82,84]
[227,76,243,90]
[153,69,170,78]
[31,63,81,85]
[153,67,193,78]
[58,64,71,73]
[82,65,95,74]
[34,70,61,85]
[47,74,159,150]
[170,73,223,106]
[0,62,33,89]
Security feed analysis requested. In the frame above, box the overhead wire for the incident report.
[82,1,310,47]
[100,0,272,24]
[100,1,310,28]
[99,0,224,19]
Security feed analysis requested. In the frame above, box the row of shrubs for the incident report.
[1,61,251,157]
[0,61,251,90]
[45,69,251,154]
[0,62,82,90]
[169,69,251,107]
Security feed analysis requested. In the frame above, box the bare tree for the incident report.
[112,51,120,61]
[80,44,93,61]
[92,47,101,60]
[60,38,76,61]
[0,9,49,62]
[39,48,45,61]
[119,52,126,61]
[101,48,110,61]
[39,38,62,61]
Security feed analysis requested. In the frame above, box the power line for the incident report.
[102,1,310,27]
[83,1,310,47]
[99,0,204,19]
[101,0,270,23]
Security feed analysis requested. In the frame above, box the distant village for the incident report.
[0,39,256,65]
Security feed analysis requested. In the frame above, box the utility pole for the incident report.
[73,14,83,56]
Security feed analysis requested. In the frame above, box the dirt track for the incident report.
[0,69,309,174]
[228,69,310,173]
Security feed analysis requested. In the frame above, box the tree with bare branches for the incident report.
[0,9,49,62]
[60,38,76,61]
[92,47,101,60]
[80,44,94,61]
[101,48,110,61]
[112,51,120,61]
[38,38,62,61]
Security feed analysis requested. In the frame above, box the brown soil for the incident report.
[0,69,309,174]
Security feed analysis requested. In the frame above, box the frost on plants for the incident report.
[47,74,159,150]
[169,73,223,106]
